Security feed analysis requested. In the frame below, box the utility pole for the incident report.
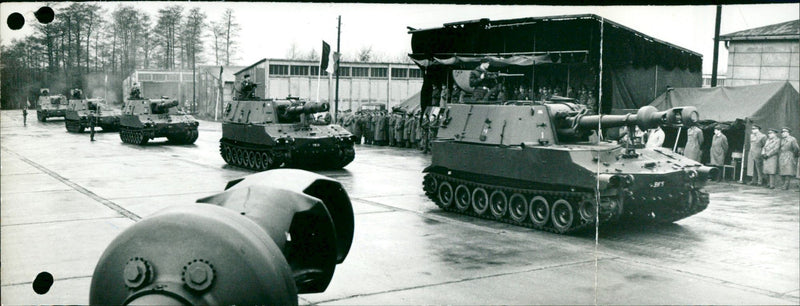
[335,16,341,117]
[711,5,722,87]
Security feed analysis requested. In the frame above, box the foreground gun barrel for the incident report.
[574,106,699,130]
[89,169,354,305]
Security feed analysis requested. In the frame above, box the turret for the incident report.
[150,100,179,114]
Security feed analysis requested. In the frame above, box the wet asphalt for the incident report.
[1,109,798,305]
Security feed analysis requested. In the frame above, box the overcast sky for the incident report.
[2,2,798,74]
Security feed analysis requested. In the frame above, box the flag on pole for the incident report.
[321,41,331,74]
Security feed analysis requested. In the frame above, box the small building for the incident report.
[123,66,244,119]
[234,58,423,112]
[720,19,800,90]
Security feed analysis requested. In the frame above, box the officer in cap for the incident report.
[710,125,728,181]
[239,74,257,100]
[747,124,767,185]
[778,127,799,189]
[762,129,781,188]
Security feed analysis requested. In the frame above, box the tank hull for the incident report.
[36,109,66,121]
[119,98,199,145]
[220,122,355,170]
[65,111,121,133]
[423,141,710,234]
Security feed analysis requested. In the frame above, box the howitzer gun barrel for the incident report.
[573,106,699,131]
[151,100,179,112]
[285,102,330,115]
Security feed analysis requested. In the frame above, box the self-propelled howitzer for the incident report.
[64,98,122,133]
[423,101,716,234]
[219,98,355,170]
[119,97,199,145]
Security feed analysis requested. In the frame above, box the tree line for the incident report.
[1,3,240,109]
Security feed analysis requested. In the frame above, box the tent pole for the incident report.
[739,119,748,182]
[673,126,682,152]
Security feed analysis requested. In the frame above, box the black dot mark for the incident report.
[32,272,54,295]
[35,6,54,24]
[7,12,24,30]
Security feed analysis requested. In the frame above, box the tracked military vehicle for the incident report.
[119,97,199,145]
[65,96,121,133]
[35,88,68,121]
[422,101,717,234]
[220,97,355,171]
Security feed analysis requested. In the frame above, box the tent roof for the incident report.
[649,81,800,133]
[393,92,421,114]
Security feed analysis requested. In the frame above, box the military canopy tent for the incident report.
[408,14,702,114]
[393,91,421,114]
[649,81,800,178]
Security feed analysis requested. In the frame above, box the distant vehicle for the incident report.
[358,103,386,113]
[119,96,199,145]
[35,88,67,121]
[220,95,355,170]
[65,97,121,133]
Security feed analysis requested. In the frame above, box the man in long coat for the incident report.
[684,125,704,162]
[374,112,386,145]
[710,125,728,180]
[353,112,364,145]
[778,127,799,189]
[387,113,396,147]
[404,113,414,148]
[762,129,781,188]
[747,125,767,185]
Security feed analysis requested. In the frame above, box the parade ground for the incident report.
[1,109,798,305]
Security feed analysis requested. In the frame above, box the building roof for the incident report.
[234,58,419,76]
[720,19,800,41]
[199,65,245,83]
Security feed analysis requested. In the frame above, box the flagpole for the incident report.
[317,58,322,103]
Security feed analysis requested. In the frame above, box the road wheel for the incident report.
[489,190,508,219]
[508,193,528,223]
[454,184,471,212]
[423,175,438,196]
[551,199,574,233]
[578,199,596,222]
[471,187,489,215]
[262,152,274,169]
[529,196,550,227]
[37,112,45,122]
[437,181,453,208]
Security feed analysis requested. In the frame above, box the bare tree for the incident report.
[155,5,183,69]
[221,9,240,65]
[286,42,302,60]
[357,45,373,62]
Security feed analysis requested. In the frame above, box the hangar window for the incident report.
[310,66,329,76]
[166,74,180,81]
[152,74,166,81]
[290,66,309,76]
[391,68,407,78]
[338,67,351,77]
[269,65,289,75]
[409,69,422,78]
[138,73,153,81]
[370,68,387,78]
[352,67,369,77]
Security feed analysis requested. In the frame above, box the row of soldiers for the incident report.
[335,110,439,153]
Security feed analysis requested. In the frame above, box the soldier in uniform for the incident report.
[387,112,396,147]
[374,111,386,146]
[22,105,28,126]
[778,127,799,190]
[395,113,405,147]
[469,58,497,102]
[403,113,414,148]
[747,124,767,185]
[762,129,781,189]
[412,113,422,149]
[130,82,142,99]
[710,125,728,181]
[239,74,257,100]
[353,112,364,145]
[684,125,704,162]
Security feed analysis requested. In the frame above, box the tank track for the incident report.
[220,141,355,171]
[65,119,85,133]
[166,129,199,145]
[423,172,596,234]
[120,128,150,145]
